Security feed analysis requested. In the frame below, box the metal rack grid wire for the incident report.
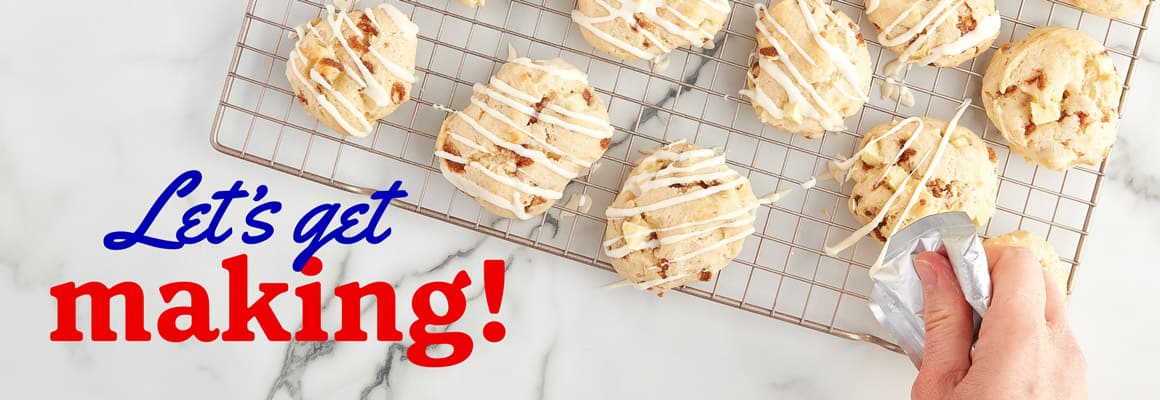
[210,0,1153,352]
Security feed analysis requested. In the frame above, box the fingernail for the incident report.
[914,258,938,289]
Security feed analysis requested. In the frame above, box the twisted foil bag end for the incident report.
[868,212,992,367]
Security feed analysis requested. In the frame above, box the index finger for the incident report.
[984,245,1047,326]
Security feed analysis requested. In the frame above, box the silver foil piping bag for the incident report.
[868,212,992,367]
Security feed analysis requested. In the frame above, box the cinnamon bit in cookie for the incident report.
[1025,71,1046,90]
[897,148,917,164]
[927,178,952,198]
[1062,90,1071,101]
[582,89,594,106]
[987,147,997,163]
[697,180,719,189]
[860,162,873,171]
[525,196,547,212]
[759,47,778,57]
[853,194,863,204]
[391,82,407,104]
[657,259,671,278]
[442,141,460,157]
[350,36,370,54]
[1024,122,1037,137]
[446,161,466,174]
[296,92,308,105]
[516,156,534,168]
[600,138,611,149]
[528,97,548,125]
[863,208,874,217]
[856,32,865,44]
[357,14,380,36]
[1058,111,1069,123]
[1102,113,1111,123]
[633,14,650,30]
[699,270,713,282]
[320,58,344,70]
[919,198,928,206]
[1076,111,1090,127]
[1001,85,1018,96]
[872,220,888,241]
[957,15,977,34]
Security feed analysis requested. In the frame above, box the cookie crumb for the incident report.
[699,270,713,282]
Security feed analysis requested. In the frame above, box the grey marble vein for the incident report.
[1109,137,1160,203]
[357,343,406,400]
[535,339,556,400]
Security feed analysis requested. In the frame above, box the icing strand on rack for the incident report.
[435,54,610,219]
[823,100,973,271]
[742,1,863,131]
[571,0,729,66]
[872,0,1001,106]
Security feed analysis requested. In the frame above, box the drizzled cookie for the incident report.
[435,57,613,220]
[603,141,763,295]
[836,113,998,250]
[744,0,872,138]
[286,4,419,137]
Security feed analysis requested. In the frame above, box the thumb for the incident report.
[911,252,973,399]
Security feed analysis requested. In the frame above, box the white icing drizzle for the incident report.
[447,109,577,178]
[745,1,865,131]
[562,193,594,214]
[571,0,729,65]
[872,0,1000,106]
[800,176,817,190]
[475,83,613,139]
[822,100,973,271]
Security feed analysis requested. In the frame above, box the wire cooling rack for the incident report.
[211,0,1153,352]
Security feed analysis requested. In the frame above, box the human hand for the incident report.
[910,246,1087,399]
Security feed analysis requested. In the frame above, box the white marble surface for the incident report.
[1,0,1157,398]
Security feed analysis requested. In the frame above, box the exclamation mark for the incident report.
[482,259,506,342]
